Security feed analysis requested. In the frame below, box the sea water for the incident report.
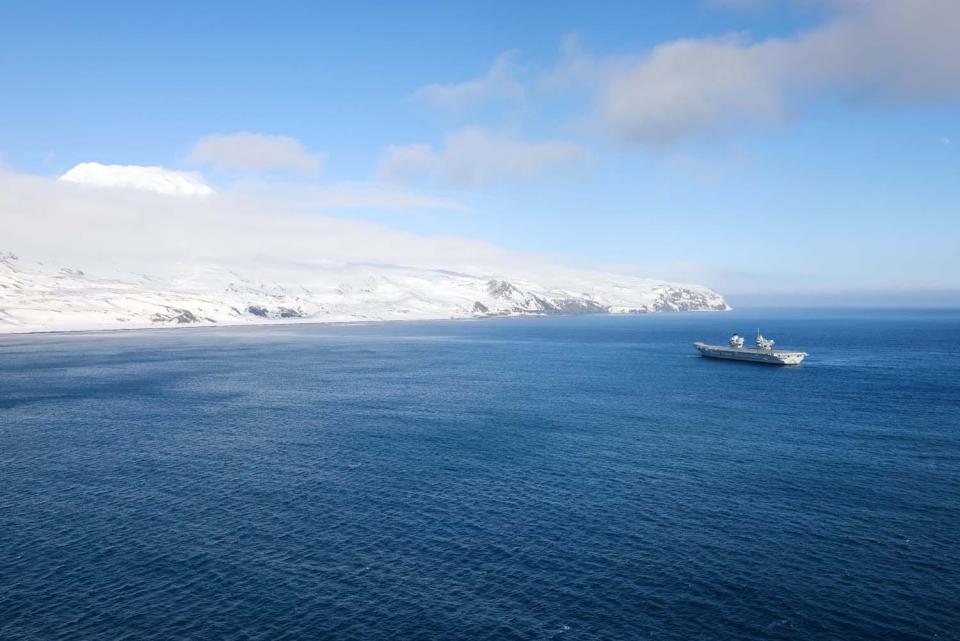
[1,309,958,640]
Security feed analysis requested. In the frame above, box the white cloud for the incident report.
[234,178,467,213]
[413,51,525,110]
[58,162,214,197]
[189,132,325,176]
[56,157,464,214]
[378,129,589,188]
[593,0,960,143]
[304,182,466,212]
[0,167,545,278]
[601,35,785,144]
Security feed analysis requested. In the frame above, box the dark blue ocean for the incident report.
[1,309,958,641]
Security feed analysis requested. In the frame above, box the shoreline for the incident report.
[0,308,730,338]
[4,306,955,339]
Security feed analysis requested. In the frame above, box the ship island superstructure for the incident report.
[694,330,807,366]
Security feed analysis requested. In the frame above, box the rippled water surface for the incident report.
[2,310,959,640]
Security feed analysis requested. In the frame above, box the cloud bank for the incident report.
[419,1,960,145]
[1,167,533,277]
[189,132,326,175]
[596,0,960,143]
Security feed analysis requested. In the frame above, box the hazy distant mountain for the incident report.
[0,251,729,333]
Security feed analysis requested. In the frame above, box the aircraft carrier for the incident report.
[694,331,807,365]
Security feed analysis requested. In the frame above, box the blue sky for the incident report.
[2,0,958,304]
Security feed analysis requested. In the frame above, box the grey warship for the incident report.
[694,330,807,365]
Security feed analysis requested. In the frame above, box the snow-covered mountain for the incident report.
[0,251,729,333]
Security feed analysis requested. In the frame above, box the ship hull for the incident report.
[694,342,806,366]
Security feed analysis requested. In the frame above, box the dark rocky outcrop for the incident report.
[151,308,201,324]
[245,305,305,319]
[546,298,610,314]
[652,289,729,312]
[487,279,523,299]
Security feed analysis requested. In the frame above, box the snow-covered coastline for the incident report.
[0,251,729,334]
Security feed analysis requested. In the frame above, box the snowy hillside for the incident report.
[0,251,729,333]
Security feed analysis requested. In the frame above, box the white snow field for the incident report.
[0,251,728,334]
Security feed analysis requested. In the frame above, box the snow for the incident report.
[58,162,214,197]
[0,251,729,334]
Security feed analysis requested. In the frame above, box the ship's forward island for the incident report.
[695,331,807,366]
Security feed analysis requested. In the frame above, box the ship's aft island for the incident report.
[695,331,808,366]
